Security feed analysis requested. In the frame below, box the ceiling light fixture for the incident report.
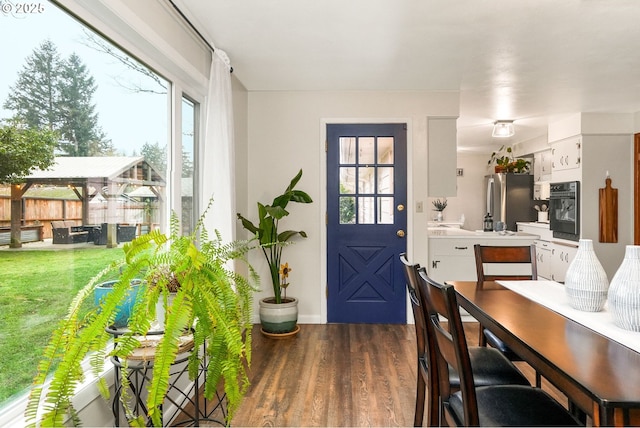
[492,120,515,138]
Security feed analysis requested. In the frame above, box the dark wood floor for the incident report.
[192,322,572,427]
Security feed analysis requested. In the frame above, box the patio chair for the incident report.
[51,221,89,244]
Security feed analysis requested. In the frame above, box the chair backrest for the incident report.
[474,244,538,283]
[51,221,66,230]
[399,253,425,361]
[417,268,479,427]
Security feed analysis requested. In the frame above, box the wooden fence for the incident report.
[0,196,153,239]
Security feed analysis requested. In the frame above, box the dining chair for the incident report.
[404,261,531,427]
[400,253,438,427]
[420,272,582,427]
[474,244,542,387]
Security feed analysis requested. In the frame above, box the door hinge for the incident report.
[326,285,328,298]
[325,212,328,225]
[325,140,328,152]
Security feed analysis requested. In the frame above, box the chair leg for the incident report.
[414,370,426,426]
[478,324,487,346]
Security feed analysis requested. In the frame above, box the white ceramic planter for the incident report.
[259,297,298,334]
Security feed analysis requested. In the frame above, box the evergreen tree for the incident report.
[3,39,62,131]
[3,40,111,156]
[58,53,103,156]
[141,142,166,173]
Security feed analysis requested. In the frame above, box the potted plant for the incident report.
[488,145,531,173]
[432,198,447,221]
[25,199,258,427]
[236,169,313,335]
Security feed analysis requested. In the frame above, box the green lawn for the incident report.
[0,247,124,404]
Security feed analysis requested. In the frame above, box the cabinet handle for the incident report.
[576,157,581,165]
[432,260,440,269]
[564,155,569,165]
[454,246,468,250]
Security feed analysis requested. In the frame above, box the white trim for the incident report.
[319,118,413,324]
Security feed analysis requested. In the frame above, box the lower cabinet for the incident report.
[427,237,538,284]
[534,239,553,280]
[550,242,578,283]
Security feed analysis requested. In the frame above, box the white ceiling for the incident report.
[176,0,640,153]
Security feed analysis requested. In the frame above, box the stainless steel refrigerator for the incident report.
[484,174,535,231]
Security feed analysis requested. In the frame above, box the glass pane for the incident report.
[340,167,355,193]
[358,197,375,224]
[377,167,394,194]
[339,137,356,164]
[0,3,170,407]
[181,97,195,235]
[358,167,375,194]
[378,197,394,224]
[339,197,356,224]
[358,137,375,164]
[378,137,394,163]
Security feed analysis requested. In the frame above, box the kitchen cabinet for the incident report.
[551,137,581,173]
[534,239,553,280]
[516,222,578,282]
[427,231,539,284]
[550,242,578,283]
[533,149,552,182]
[427,117,457,197]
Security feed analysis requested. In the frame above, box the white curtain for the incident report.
[200,49,235,241]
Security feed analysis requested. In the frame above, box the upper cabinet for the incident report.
[533,149,552,182]
[551,136,582,173]
[428,117,457,197]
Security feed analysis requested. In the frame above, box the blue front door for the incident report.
[327,123,407,323]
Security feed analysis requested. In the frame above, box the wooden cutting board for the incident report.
[599,177,618,243]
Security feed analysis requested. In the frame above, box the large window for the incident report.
[0,1,200,408]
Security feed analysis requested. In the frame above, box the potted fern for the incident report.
[25,199,258,427]
[237,169,313,335]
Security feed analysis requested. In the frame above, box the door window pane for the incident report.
[378,167,394,194]
[358,197,375,224]
[377,137,394,164]
[358,137,375,164]
[340,167,356,193]
[378,197,394,224]
[339,197,356,224]
[339,137,356,164]
[358,167,375,194]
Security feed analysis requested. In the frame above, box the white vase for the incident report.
[564,239,609,312]
[608,245,640,331]
[436,211,443,222]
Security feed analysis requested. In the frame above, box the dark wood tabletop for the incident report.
[449,280,640,427]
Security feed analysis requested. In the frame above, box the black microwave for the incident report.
[549,181,579,241]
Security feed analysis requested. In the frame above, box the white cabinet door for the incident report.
[551,137,582,172]
[550,242,578,283]
[535,240,553,280]
[534,150,552,182]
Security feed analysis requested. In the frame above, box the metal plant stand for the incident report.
[108,327,227,427]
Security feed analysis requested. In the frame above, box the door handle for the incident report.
[396,229,405,238]
[397,204,405,211]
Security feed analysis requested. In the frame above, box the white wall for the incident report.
[428,153,488,231]
[243,90,459,323]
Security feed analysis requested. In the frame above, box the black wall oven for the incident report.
[549,181,580,241]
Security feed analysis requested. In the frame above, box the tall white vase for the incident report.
[608,245,640,331]
[564,239,609,311]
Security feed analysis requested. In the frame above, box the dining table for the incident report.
[448,280,640,427]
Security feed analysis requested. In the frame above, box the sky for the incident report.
[0,1,168,156]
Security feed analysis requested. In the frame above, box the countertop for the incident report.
[428,226,539,239]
